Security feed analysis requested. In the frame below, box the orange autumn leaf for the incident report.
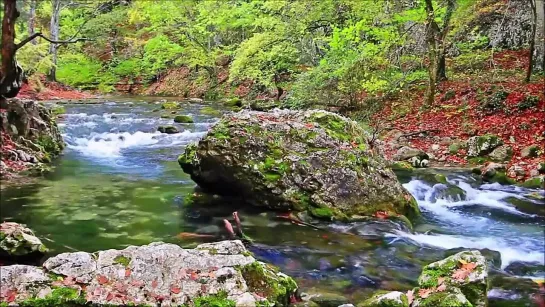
[419,288,433,298]
[461,262,477,271]
[374,211,389,219]
[452,268,471,281]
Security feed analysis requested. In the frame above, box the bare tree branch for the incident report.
[15,33,92,50]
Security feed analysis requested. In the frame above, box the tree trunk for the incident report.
[437,54,447,81]
[48,0,62,82]
[424,0,440,106]
[527,0,538,82]
[28,0,37,45]
[0,0,24,98]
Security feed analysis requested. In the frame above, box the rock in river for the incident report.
[362,250,488,307]
[0,240,297,306]
[178,109,420,222]
[0,222,48,261]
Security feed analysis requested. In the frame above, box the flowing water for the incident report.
[1,98,543,306]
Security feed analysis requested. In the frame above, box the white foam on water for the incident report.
[403,180,532,217]
[67,131,160,157]
[399,178,545,269]
[67,130,206,158]
[389,230,544,268]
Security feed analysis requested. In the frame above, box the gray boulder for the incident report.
[393,146,429,162]
[467,135,503,157]
[0,240,297,306]
[178,109,420,222]
[488,145,513,162]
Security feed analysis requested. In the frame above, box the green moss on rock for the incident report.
[114,255,131,267]
[174,115,194,123]
[240,262,297,306]
[161,102,180,109]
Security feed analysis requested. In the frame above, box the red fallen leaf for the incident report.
[437,284,447,292]
[97,275,109,285]
[152,279,158,288]
[171,285,181,294]
[190,272,198,281]
[305,123,314,129]
[321,234,328,239]
[115,282,127,293]
[63,276,76,286]
[52,280,64,287]
[6,289,17,302]
[125,268,131,277]
[106,292,114,301]
[374,211,389,219]
[406,290,414,305]
[418,288,433,299]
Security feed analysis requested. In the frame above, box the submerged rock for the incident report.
[0,240,297,306]
[0,222,47,261]
[174,115,194,123]
[157,125,179,134]
[179,109,420,222]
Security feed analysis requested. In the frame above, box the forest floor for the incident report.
[374,50,545,178]
[17,77,92,101]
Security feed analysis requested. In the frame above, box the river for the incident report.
[0,98,543,306]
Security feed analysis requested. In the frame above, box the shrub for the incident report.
[517,95,539,111]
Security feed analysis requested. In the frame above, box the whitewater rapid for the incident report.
[394,177,544,271]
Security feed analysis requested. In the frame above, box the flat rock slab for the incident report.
[0,240,297,306]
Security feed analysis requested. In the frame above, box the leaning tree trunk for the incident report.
[0,0,24,98]
[47,0,62,81]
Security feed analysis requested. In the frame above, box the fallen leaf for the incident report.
[452,268,471,281]
[170,285,181,294]
[106,292,114,301]
[125,268,131,277]
[97,275,109,285]
[437,284,447,292]
[461,262,477,271]
[130,280,144,287]
[152,279,158,288]
[374,211,389,219]
[406,290,414,304]
[190,272,198,281]
[63,276,76,286]
[6,289,17,303]
[418,288,433,299]
[437,277,445,285]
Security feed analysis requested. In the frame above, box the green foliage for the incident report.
[517,95,539,111]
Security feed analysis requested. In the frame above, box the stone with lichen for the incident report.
[178,109,420,222]
[0,222,48,258]
[0,240,297,306]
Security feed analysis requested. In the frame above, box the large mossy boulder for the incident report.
[0,240,297,306]
[0,222,47,261]
[358,291,409,307]
[179,110,420,222]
